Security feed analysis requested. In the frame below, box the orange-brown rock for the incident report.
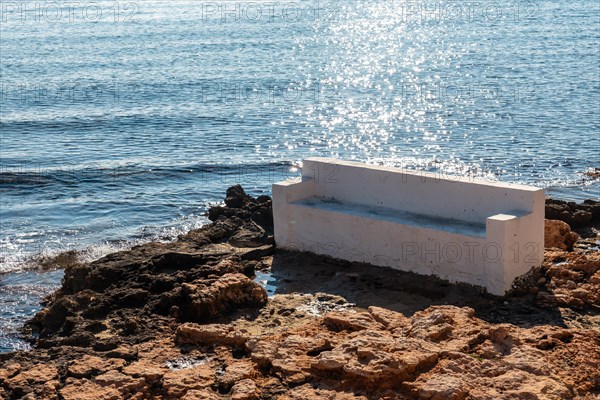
[217,360,256,390]
[181,273,268,321]
[67,355,126,378]
[3,365,58,398]
[537,249,600,308]
[122,360,166,384]
[60,379,122,400]
[278,385,369,399]
[176,322,250,347]
[545,219,579,251]
[181,389,221,400]
[2,188,598,400]
[161,365,214,398]
[231,378,260,400]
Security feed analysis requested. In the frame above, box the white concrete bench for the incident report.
[273,158,544,295]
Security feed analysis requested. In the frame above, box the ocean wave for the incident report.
[0,160,297,187]
[0,208,212,275]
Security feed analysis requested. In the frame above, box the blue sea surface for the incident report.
[0,0,599,351]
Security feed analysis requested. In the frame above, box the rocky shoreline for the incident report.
[0,186,598,399]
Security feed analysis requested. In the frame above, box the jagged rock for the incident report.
[3,365,58,397]
[161,365,214,398]
[279,386,368,400]
[181,273,267,321]
[181,389,221,400]
[122,360,166,384]
[367,306,410,330]
[407,308,457,342]
[94,370,147,396]
[544,220,579,251]
[67,355,126,378]
[217,361,256,390]
[407,354,571,400]
[225,185,253,208]
[271,335,333,383]
[60,379,123,400]
[176,323,250,347]
[538,250,600,309]
[231,378,259,400]
[229,220,269,248]
[323,311,383,332]
[313,329,439,387]
[409,375,467,400]
[208,185,273,231]
[0,363,21,381]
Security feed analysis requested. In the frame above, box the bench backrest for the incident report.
[302,158,544,223]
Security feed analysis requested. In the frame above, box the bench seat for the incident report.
[292,196,487,238]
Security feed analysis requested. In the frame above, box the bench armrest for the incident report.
[273,177,316,204]
[273,178,316,245]
[485,211,544,294]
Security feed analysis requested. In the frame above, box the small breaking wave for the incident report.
[0,160,297,188]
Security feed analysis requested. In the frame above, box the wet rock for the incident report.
[544,220,579,251]
[572,210,593,226]
[36,250,81,270]
[585,167,600,179]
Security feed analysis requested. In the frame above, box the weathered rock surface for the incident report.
[535,249,600,309]
[181,273,268,321]
[0,186,598,399]
[545,219,580,251]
